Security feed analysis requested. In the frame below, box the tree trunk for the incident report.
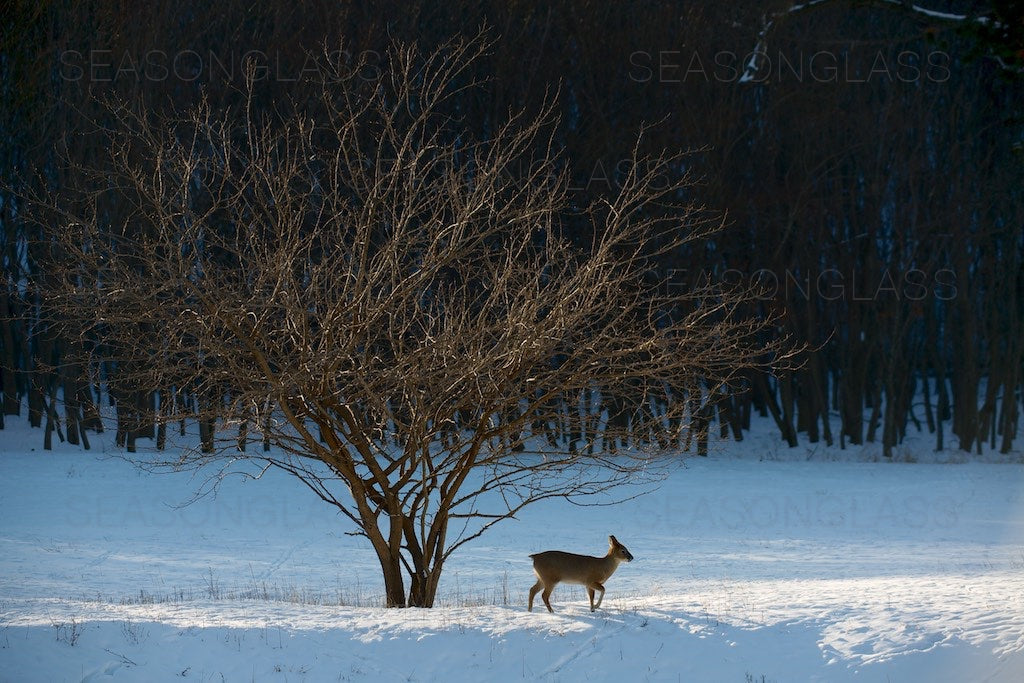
[754,371,797,447]
[922,367,936,434]
[0,291,20,416]
[156,388,168,451]
[717,389,743,441]
[936,369,948,451]
[63,369,80,446]
[809,355,833,446]
[865,374,882,444]
[999,362,1019,454]
[378,552,408,608]
[840,344,866,446]
[407,563,444,608]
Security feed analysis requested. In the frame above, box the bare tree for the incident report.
[32,39,788,607]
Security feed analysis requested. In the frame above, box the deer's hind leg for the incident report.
[541,583,556,612]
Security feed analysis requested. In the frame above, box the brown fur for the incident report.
[528,535,633,612]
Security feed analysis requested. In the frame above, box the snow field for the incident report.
[1,418,1023,681]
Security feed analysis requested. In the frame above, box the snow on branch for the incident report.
[740,0,1006,83]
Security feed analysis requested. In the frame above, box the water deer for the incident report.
[528,535,634,612]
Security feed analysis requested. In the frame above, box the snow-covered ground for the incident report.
[1,417,1023,682]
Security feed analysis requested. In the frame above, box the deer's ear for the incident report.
[609,535,617,544]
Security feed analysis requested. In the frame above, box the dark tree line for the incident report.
[2,0,1022,457]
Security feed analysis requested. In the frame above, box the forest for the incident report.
[2,0,1022,460]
